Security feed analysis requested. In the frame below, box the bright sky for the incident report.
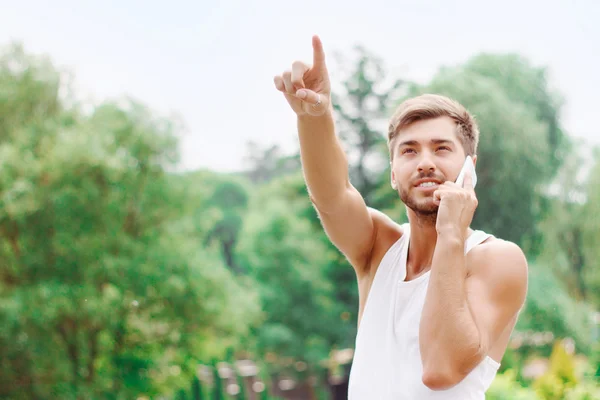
[2,0,598,172]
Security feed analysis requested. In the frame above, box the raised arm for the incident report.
[273,36,376,273]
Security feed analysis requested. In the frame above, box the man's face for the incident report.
[390,116,473,218]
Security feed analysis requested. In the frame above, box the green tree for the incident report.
[0,43,260,399]
[331,45,404,206]
[203,178,249,274]
[237,173,340,375]
[536,143,600,305]
[462,53,567,172]
[580,148,600,306]
[242,141,301,184]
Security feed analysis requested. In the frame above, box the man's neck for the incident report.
[404,210,474,279]
[405,211,439,278]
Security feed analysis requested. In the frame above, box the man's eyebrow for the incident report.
[397,138,455,147]
[397,139,419,147]
[430,139,455,145]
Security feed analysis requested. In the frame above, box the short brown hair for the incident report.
[387,94,479,160]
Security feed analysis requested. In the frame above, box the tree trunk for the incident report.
[58,319,80,393]
[86,328,100,383]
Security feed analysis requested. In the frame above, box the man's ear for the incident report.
[472,154,478,167]
[391,169,397,190]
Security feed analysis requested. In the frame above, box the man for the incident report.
[273,36,528,399]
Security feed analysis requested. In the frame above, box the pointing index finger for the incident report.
[312,35,326,69]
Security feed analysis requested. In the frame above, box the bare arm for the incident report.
[298,112,375,271]
[297,110,347,210]
[419,236,527,390]
[420,170,528,390]
[273,36,376,272]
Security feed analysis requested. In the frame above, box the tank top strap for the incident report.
[465,229,493,254]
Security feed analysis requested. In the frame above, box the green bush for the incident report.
[534,373,565,400]
[487,369,539,400]
[564,381,600,400]
[533,340,578,399]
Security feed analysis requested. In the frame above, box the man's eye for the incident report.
[437,146,451,152]
[402,148,416,154]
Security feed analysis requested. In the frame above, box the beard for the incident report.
[398,172,445,225]
[399,186,438,225]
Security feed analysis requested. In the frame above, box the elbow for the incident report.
[421,369,463,391]
[421,350,483,391]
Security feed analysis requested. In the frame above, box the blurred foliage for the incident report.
[487,369,539,400]
[516,264,594,354]
[537,145,600,304]
[331,45,404,206]
[534,341,579,399]
[0,43,260,399]
[0,39,598,400]
[237,173,343,372]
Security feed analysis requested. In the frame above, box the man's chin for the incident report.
[400,193,438,215]
[407,199,438,214]
[413,207,438,216]
[407,205,438,226]
[404,203,438,217]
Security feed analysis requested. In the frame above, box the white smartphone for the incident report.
[455,156,477,188]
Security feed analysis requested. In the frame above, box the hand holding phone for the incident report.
[455,156,477,188]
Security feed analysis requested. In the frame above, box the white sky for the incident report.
[1,0,598,172]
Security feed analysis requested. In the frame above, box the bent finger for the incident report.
[273,76,285,92]
[282,71,294,94]
[291,61,309,90]
[433,188,446,204]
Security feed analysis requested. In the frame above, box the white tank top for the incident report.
[348,223,500,400]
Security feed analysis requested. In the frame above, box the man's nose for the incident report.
[417,155,436,174]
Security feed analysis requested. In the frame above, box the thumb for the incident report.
[296,88,327,114]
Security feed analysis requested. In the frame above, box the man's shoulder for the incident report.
[469,237,526,266]
[467,237,529,300]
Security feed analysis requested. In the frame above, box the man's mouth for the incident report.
[417,182,438,188]
[414,179,442,188]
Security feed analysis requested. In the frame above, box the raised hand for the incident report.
[433,169,479,237]
[273,35,331,116]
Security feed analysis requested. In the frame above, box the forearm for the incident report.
[297,108,350,212]
[420,231,484,378]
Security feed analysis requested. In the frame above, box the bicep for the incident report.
[312,184,377,272]
[465,241,528,352]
